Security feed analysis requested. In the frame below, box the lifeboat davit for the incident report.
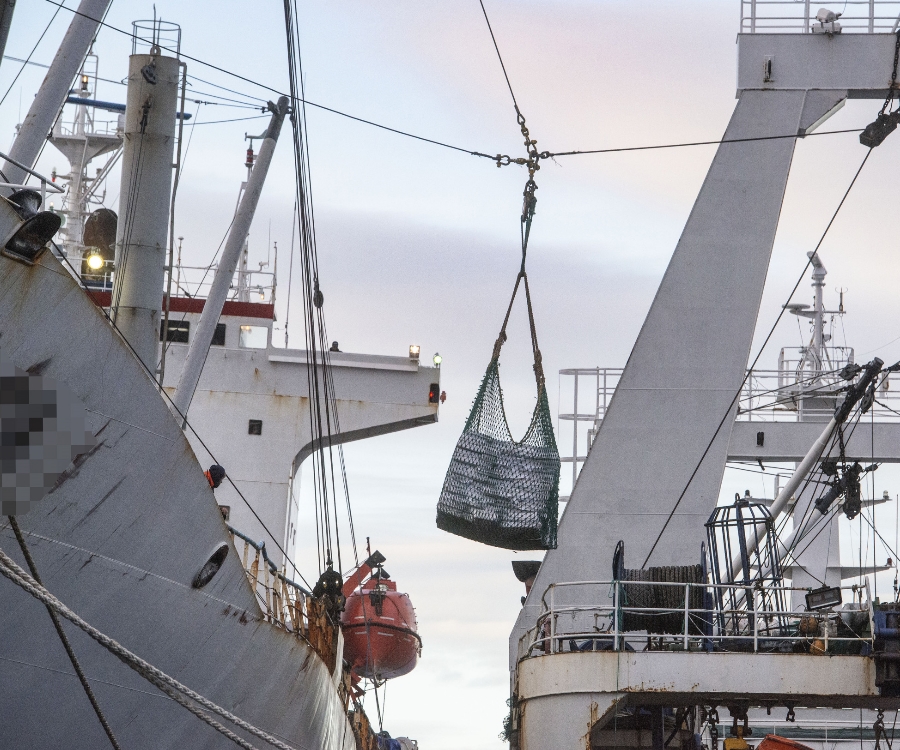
[341,553,421,680]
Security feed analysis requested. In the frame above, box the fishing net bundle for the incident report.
[436,267,560,550]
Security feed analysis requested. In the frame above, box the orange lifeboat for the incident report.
[341,554,421,680]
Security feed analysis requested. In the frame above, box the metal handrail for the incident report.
[0,148,65,205]
[227,524,309,595]
[740,0,900,33]
[519,579,874,660]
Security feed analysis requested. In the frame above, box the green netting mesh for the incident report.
[436,357,560,550]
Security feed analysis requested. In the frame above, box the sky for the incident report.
[5,1,900,748]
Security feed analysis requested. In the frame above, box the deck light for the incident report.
[433,353,442,367]
[86,252,104,270]
[409,345,420,360]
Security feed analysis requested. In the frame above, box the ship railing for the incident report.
[740,369,900,423]
[740,0,900,33]
[167,262,276,303]
[712,717,889,742]
[0,149,65,204]
[517,579,874,661]
[226,526,341,668]
[557,368,623,499]
[226,526,312,628]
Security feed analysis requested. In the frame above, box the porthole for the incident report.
[192,543,229,589]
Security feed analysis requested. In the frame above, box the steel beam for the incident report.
[172,97,289,418]
[728,421,900,462]
[738,34,900,98]
[517,651,897,749]
[3,0,112,186]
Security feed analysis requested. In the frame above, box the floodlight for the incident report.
[805,585,842,611]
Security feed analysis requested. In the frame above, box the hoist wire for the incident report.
[282,0,331,570]
[641,147,874,569]
[477,0,520,114]
[283,0,359,574]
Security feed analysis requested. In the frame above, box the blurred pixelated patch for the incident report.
[0,350,95,516]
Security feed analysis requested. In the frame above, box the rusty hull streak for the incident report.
[584,700,599,750]
[26,357,52,375]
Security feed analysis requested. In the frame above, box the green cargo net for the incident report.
[436,265,560,550]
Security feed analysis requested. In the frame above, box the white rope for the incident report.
[0,545,300,750]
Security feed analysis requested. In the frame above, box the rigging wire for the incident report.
[641,147,874,569]
[544,128,864,158]
[0,2,63,108]
[282,0,361,574]
[477,0,520,113]
[42,0,866,167]
[189,114,270,127]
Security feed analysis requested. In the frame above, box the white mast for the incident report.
[110,36,180,372]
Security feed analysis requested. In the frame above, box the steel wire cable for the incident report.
[477,0,520,114]
[43,0,867,166]
[642,148,874,568]
[0,1,64,108]
[283,0,354,574]
[0,547,306,750]
[7,517,123,750]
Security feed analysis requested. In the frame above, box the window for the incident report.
[248,419,263,435]
[211,323,226,346]
[160,320,189,343]
[239,325,268,349]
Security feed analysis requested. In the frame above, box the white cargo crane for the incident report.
[513,5,900,749]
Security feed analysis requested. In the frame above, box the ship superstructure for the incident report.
[509,3,900,749]
[0,3,435,748]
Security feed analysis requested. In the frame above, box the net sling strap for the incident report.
[436,234,561,550]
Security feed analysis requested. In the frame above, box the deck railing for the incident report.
[518,579,874,661]
[227,526,341,669]
[740,1,900,33]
